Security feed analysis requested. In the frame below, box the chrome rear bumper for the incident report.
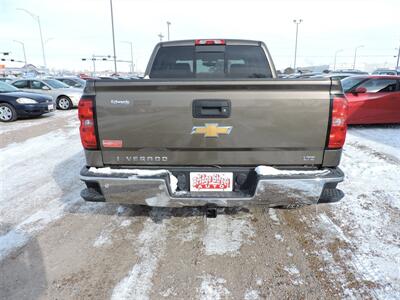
[80,167,344,207]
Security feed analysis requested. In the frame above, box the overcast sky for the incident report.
[1,0,399,73]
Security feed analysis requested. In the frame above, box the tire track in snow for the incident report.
[111,209,170,300]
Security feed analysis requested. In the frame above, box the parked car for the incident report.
[55,77,86,88]
[310,73,354,80]
[0,81,54,122]
[335,69,369,75]
[79,39,346,209]
[10,78,82,110]
[0,77,15,84]
[372,69,400,75]
[342,75,400,124]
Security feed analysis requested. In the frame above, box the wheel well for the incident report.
[57,95,70,101]
[0,101,14,107]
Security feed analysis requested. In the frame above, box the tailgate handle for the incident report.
[192,99,231,118]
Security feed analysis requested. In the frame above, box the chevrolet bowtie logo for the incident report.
[191,123,233,138]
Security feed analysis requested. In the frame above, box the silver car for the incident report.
[10,78,82,110]
[55,77,86,88]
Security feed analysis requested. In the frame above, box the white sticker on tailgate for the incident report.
[190,172,233,192]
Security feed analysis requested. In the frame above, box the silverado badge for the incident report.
[191,123,233,138]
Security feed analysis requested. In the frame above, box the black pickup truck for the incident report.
[78,39,347,208]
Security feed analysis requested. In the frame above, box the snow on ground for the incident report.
[202,213,255,256]
[348,125,400,162]
[93,206,136,248]
[111,209,170,300]
[313,126,400,298]
[199,274,230,300]
[0,113,61,135]
[268,208,281,225]
[244,289,260,300]
[0,113,86,259]
[0,117,81,225]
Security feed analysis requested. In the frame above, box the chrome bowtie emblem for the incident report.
[191,123,233,138]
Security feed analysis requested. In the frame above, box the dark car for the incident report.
[0,81,55,122]
[372,69,400,75]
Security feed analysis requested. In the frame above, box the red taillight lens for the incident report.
[195,39,225,45]
[328,95,348,149]
[78,98,98,149]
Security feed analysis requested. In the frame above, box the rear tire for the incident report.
[0,103,17,122]
[57,96,72,110]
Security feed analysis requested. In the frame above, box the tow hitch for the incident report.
[205,207,218,218]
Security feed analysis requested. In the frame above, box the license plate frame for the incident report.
[48,104,54,111]
[190,172,233,192]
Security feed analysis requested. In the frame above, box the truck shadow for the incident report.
[52,151,249,223]
[0,223,47,300]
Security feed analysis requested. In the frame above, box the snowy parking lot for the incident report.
[0,111,399,299]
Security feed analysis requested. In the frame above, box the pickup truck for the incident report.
[78,39,347,208]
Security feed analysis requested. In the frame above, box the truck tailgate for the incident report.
[93,79,339,166]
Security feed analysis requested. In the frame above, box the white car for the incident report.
[10,78,82,110]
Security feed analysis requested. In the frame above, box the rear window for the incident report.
[150,45,272,79]
[341,77,367,92]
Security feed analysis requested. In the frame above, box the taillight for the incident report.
[78,98,98,149]
[195,39,225,45]
[328,95,348,149]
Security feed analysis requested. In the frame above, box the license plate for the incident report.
[190,172,233,192]
[48,104,54,111]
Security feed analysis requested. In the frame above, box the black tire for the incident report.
[0,103,17,122]
[56,96,72,110]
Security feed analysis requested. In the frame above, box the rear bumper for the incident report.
[80,166,344,207]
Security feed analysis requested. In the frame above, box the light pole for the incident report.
[109,0,118,74]
[13,40,27,65]
[158,33,164,42]
[166,21,171,41]
[293,19,303,71]
[121,41,134,73]
[395,46,400,70]
[333,49,343,71]
[353,45,364,70]
[17,8,46,69]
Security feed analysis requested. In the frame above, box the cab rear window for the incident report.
[150,45,272,79]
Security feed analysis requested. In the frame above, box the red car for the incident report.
[341,75,400,124]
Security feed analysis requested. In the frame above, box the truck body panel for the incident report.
[94,80,340,167]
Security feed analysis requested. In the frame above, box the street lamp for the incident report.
[353,45,364,70]
[121,41,134,73]
[333,49,343,71]
[166,21,171,41]
[13,40,27,65]
[17,8,46,68]
[109,0,118,74]
[293,19,303,71]
[158,33,164,42]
